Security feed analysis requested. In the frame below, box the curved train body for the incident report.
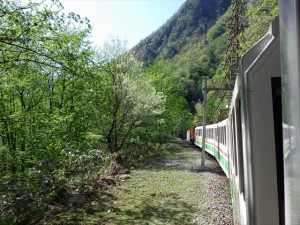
[190,4,300,223]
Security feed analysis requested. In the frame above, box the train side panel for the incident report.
[239,18,281,225]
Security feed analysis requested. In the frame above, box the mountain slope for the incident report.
[132,0,231,66]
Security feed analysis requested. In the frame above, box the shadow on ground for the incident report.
[101,192,197,225]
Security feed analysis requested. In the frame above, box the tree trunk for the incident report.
[105,151,129,176]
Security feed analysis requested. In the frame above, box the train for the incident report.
[187,1,300,224]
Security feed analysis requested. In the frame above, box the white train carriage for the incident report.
[194,17,282,225]
[195,126,203,147]
[191,3,300,224]
[230,17,282,225]
[215,119,229,176]
[195,124,217,157]
[205,123,218,157]
[194,120,229,177]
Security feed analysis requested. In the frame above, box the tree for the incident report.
[145,60,193,138]
[0,0,95,173]
[91,39,165,170]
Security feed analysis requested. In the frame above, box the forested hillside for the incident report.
[133,0,231,66]
[133,0,232,117]
[133,0,278,123]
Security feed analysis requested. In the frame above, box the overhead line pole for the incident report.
[201,76,233,169]
[201,76,208,169]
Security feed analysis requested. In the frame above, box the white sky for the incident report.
[61,0,186,49]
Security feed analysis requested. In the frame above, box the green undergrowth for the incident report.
[48,139,207,225]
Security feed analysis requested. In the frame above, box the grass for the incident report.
[105,170,203,224]
[47,140,214,225]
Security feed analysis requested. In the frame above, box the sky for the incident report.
[61,0,186,49]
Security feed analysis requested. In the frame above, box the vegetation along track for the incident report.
[48,139,233,225]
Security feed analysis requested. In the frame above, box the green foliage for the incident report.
[240,0,279,52]
[92,39,166,155]
[192,0,279,125]
[0,0,173,223]
[144,60,193,134]
[0,148,108,224]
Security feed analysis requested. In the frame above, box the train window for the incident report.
[221,127,223,144]
[223,127,225,144]
[213,128,215,140]
[236,99,245,197]
[213,128,215,139]
[220,127,223,144]
[232,110,238,176]
[224,127,226,144]
[224,127,227,145]
[231,123,236,173]
[222,126,225,144]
